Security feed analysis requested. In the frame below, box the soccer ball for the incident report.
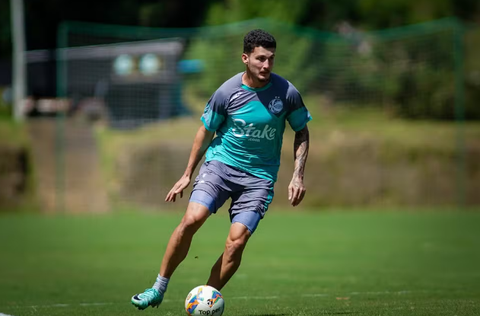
[185,285,225,316]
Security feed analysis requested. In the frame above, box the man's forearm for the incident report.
[183,126,214,178]
[293,126,309,179]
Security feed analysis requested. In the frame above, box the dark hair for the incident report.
[243,29,276,54]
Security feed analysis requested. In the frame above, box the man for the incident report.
[131,29,311,310]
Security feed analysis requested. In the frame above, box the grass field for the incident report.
[0,209,479,316]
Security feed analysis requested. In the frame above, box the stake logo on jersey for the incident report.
[231,119,276,141]
[201,72,312,182]
[268,96,283,114]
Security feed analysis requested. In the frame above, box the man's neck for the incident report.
[242,71,270,89]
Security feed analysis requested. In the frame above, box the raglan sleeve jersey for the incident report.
[201,73,311,182]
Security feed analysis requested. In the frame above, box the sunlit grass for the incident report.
[0,210,479,315]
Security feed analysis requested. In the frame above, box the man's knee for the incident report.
[179,203,210,234]
[225,238,247,257]
[225,224,250,258]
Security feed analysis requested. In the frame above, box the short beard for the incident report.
[257,73,270,82]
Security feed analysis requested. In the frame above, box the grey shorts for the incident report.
[189,160,274,234]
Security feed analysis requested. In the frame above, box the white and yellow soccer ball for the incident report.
[185,285,225,316]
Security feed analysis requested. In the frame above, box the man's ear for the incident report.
[241,53,248,65]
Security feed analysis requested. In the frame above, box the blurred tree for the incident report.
[205,0,310,26]
[0,0,218,59]
[203,0,479,30]
[0,1,11,60]
[194,0,480,120]
[356,0,452,28]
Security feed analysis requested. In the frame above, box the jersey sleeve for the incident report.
[286,85,312,132]
[201,89,228,132]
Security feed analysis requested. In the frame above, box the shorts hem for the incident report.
[231,220,255,235]
[189,198,216,214]
[231,211,262,235]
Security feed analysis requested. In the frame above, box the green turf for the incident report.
[0,210,479,316]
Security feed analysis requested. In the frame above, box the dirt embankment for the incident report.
[0,145,30,208]
[111,132,480,209]
[2,119,479,211]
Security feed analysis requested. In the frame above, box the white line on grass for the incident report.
[3,290,416,310]
[78,303,113,306]
[303,290,411,297]
[231,296,279,300]
[302,294,330,297]
[349,290,411,295]
[5,302,114,309]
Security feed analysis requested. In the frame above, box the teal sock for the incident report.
[152,274,169,294]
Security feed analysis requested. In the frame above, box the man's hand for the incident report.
[165,175,191,202]
[288,176,306,207]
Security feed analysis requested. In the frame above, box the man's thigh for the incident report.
[189,161,234,214]
[229,183,274,234]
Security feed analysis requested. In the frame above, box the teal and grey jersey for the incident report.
[202,72,312,182]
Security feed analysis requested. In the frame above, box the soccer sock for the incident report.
[152,274,169,294]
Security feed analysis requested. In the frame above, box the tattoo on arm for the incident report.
[293,126,310,179]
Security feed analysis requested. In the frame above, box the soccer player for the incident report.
[131,29,311,310]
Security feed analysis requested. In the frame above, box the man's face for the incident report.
[242,46,276,82]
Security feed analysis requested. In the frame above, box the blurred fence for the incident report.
[57,18,472,119]
[29,18,479,212]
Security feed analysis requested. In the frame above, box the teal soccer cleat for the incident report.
[131,288,163,310]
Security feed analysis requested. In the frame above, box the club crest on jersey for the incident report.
[268,96,283,114]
